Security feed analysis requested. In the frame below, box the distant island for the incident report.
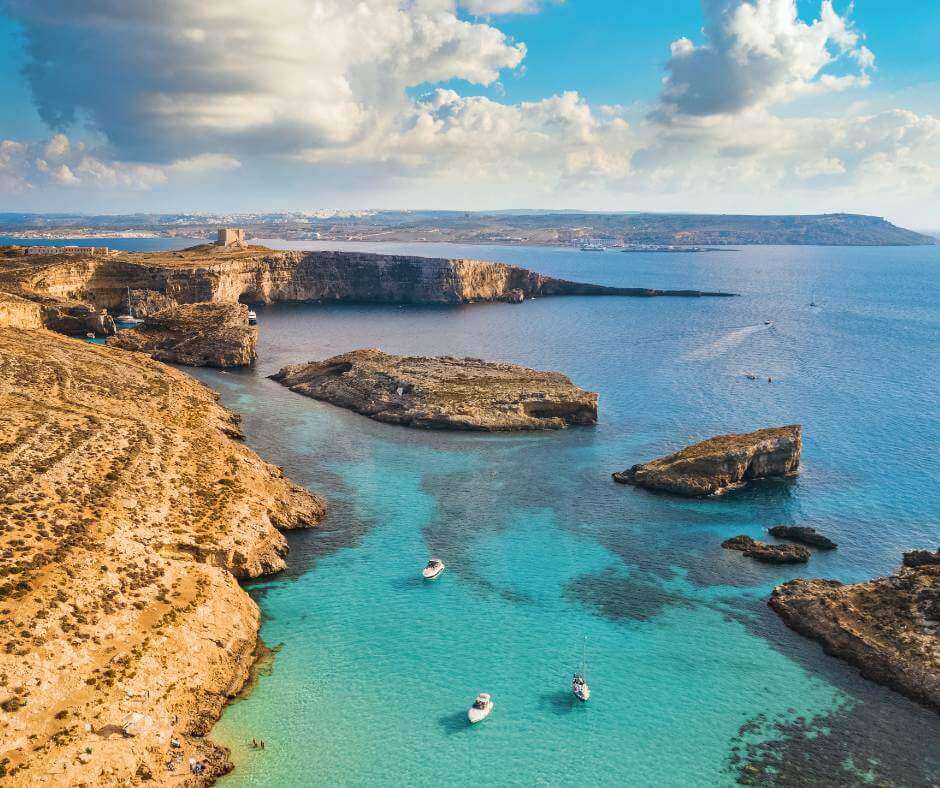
[0,211,933,247]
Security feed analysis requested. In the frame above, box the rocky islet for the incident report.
[271,349,599,431]
[612,425,802,497]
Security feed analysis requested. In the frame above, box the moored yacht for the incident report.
[572,636,591,702]
[572,672,590,702]
[580,242,604,252]
[247,310,258,325]
[468,693,493,724]
[116,287,142,325]
[422,558,445,580]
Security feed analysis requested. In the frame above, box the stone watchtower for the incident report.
[216,228,246,248]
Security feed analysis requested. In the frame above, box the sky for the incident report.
[0,1,937,227]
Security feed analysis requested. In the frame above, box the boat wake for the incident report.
[683,323,768,361]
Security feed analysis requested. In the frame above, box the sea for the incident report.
[10,237,940,785]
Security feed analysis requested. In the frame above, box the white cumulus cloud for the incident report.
[657,0,874,118]
[7,0,526,163]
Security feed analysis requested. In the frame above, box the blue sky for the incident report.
[0,1,937,225]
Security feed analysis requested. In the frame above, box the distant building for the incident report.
[216,228,246,248]
[24,245,110,257]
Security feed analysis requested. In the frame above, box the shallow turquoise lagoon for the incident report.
[180,242,939,786]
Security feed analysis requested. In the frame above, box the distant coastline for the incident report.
[0,210,934,247]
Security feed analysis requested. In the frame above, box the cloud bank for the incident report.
[1,0,938,218]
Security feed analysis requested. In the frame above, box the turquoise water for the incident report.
[184,241,940,786]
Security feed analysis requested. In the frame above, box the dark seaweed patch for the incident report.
[727,701,940,786]
[564,566,691,622]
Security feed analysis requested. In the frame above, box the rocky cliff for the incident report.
[108,302,257,368]
[0,326,325,784]
[0,245,736,312]
[770,562,939,711]
[0,291,42,329]
[613,425,802,496]
[272,349,598,430]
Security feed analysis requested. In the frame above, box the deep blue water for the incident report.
[38,237,940,784]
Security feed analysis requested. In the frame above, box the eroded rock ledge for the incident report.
[0,325,325,784]
[107,302,257,368]
[271,349,598,431]
[770,561,939,711]
[612,425,802,497]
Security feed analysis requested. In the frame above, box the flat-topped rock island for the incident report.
[271,349,598,431]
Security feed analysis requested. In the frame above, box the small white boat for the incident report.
[580,242,604,252]
[116,314,141,325]
[764,320,773,326]
[422,558,445,580]
[468,693,493,724]
[247,310,258,326]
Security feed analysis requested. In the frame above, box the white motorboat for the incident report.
[422,558,445,580]
[468,693,493,724]
[247,310,258,326]
[580,242,604,252]
[764,320,773,326]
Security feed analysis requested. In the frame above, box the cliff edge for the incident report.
[0,245,735,314]
[0,325,325,784]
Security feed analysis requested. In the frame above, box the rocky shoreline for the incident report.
[770,560,939,712]
[0,312,325,784]
[613,425,802,496]
[272,349,598,431]
[107,302,257,368]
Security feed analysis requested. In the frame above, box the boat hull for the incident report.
[468,704,493,724]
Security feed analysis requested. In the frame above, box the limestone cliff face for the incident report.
[272,348,599,431]
[0,246,736,312]
[0,327,325,785]
[613,425,802,496]
[770,563,939,711]
[0,292,42,329]
[108,302,257,368]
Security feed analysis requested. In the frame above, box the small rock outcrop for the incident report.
[271,349,598,431]
[42,301,116,337]
[770,561,940,711]
[612,425,802,496]
[768,525,838,550]
[903,549,940,568]
[107,302,257,368]
[722,535,810,564]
